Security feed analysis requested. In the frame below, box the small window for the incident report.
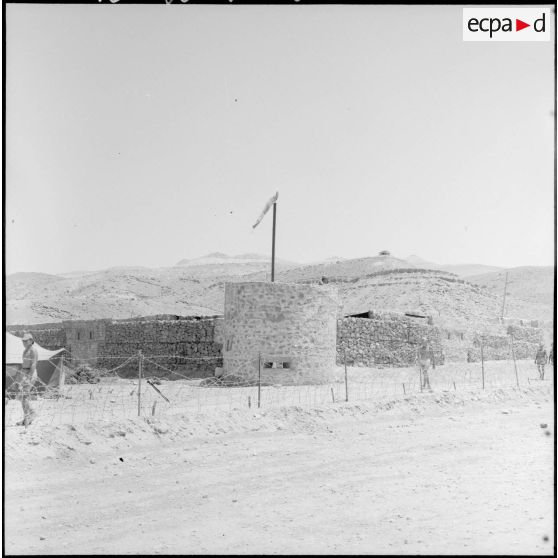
[263,361,291,369]
[77,332,80,341]
[89,331,93,340]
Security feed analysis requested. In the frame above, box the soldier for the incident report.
[16,332,39,426]
[534,343,548,380]
[417,337,434,392]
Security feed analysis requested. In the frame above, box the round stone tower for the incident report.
[222,282,339,385]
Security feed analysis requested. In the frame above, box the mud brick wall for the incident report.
[7,324,67,350]
[337,317,443,367]
[222,282,339,385]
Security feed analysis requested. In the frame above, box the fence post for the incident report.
[344,350,349,402]
[402,382,406,395]
[417,346,423,392]
[510,335,519,388]
[480,337,485,390]
[257,353,261,408]
[137,350,143,417]
[59,354,65,391]
[331,387,335,403]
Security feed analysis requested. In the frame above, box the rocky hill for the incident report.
[174,253,299,278]
[405,256,504,277]
[467,266,554,307]
[337,269,551,328]
[5,254,553,327]
[241,255,419,283]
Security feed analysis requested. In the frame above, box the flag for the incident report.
[252,191,278,229]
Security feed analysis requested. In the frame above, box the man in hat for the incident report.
[417,337,434,392]
[534,343,547,380]
[16,332,39,425]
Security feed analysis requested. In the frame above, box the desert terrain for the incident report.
[5,253,554,325]
[5,253,555,555]
[4,360,555,555]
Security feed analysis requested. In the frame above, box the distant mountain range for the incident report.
[5,253,554,327]
[176,252,299,269]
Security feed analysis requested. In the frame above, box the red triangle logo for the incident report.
[516,19,530,31]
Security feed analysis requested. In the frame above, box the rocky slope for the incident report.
[5,254,553,327]
[467,266,554,308]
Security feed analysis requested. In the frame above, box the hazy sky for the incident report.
[6,4,555,275]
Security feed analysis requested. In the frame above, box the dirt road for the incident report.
[4,387,554,555]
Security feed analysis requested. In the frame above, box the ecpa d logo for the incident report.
[463,8,550,41]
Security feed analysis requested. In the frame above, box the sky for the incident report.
[5,4,555,275]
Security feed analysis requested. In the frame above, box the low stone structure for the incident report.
[222,282,339,384]
[99,318,223,376]
[8,323,67,351]
[7,317,223,378]
[337,315,443,367]
[7,303,549,378]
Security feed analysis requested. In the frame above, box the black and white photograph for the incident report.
[4,1,556,555]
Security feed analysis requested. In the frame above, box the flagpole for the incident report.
[271,202,276,282]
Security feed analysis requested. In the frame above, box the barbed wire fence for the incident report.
[4,334,553,428]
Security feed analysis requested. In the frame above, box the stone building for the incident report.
[222,281,339,384]
[7,298,549,379]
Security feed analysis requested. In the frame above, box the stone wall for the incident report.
[336,315,547,365]
[437,328,471,362]
[99,318,222,377]
[64,319,109,363]
[442,327,544,363]
[506,324,544,345]
[467,333,512,362]
[505,325,545,360]
[337,316,443,367]
[7,324,66,351]
[502,317,553,329]
[222,282,339,384]
[7,317,222,379]
[7,308,549,379]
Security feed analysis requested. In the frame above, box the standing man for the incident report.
[17,332,38,426]
[534,343,548,380]
[548,343,554,367]
[417,337,434,392]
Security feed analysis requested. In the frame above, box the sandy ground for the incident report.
[4,380,555,555]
